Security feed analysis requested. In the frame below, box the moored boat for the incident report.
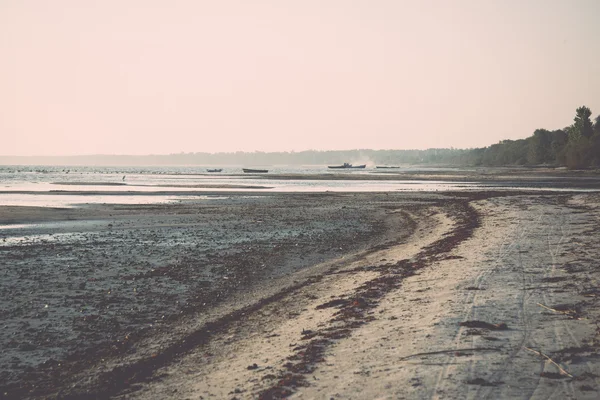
[328,163,366,169]
[242,168,269,173]
[206,168,222,173]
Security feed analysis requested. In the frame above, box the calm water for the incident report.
[0,165,596,207]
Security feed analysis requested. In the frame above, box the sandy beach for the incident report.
[2,184,600,399]
[4,0,600,397]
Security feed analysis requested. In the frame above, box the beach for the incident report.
[4,1,600,397]
[125,191,600,400]
[2,170,600,399]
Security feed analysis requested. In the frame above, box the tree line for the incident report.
[459,106,600,168]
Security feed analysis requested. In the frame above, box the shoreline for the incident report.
[2,191,600,398]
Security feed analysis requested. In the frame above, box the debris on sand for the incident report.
[459,321,508,330]
[523,347,573,378]
[466,377,501,386]
[315,298,350,310]
[540,372,570,379]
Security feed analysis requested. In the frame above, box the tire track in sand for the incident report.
[431,196,585,400]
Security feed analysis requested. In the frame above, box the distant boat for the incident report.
[242,168,268,173]
[376,166,400,169]
[328,163,366,169]
[206,168,222,173]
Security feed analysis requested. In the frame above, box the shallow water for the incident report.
[0,165,598,207]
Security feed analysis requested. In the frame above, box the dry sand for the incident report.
[2,190,600,399]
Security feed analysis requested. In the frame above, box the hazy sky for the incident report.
[2,0,600,156]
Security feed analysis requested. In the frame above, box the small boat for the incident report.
[328,163,366,169]
[206,168,222,173]
[242,168,268,173]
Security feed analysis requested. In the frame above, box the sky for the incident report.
[1,0,600,156]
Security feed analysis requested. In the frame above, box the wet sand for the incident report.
[0,192,421,398]
[260,166,600,188]
[1,186,600,398]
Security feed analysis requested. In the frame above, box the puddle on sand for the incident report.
[0,224,31,230]
[0,194,228,208]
